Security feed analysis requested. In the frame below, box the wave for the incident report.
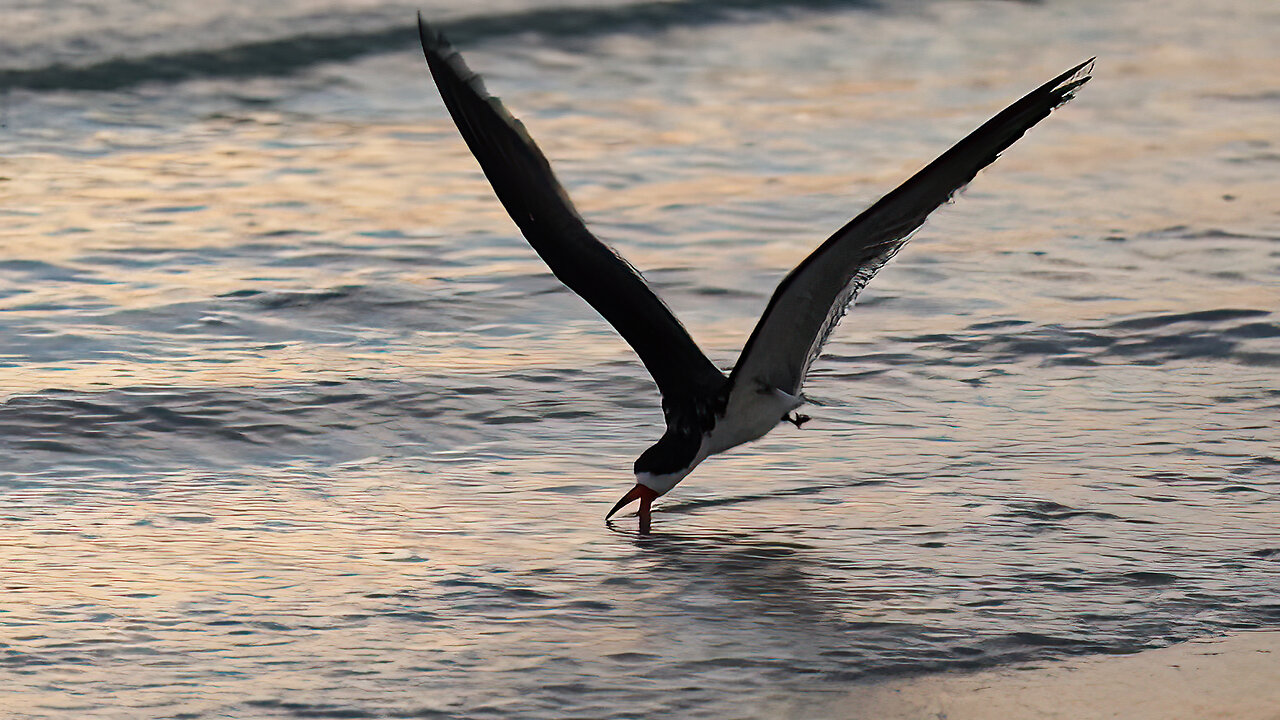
[863,308,1280,369]
[0,0,888,92]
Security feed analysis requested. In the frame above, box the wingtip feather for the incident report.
[1049,57,1095,108]
[417,13,488,97]
[416,12,444,55]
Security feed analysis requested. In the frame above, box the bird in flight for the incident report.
[417,15,1092,532]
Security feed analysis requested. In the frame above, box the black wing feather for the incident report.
[729,58,1094,396]
[417,16,726,402]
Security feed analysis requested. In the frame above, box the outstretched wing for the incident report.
[418,16,726,402]
[729,58,1094,397]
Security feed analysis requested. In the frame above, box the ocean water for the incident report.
[2,0,1278,717]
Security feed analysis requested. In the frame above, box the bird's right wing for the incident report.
[418,16,726,402]
[729,58,1094,398]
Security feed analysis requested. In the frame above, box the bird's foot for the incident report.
[785,412,811,428]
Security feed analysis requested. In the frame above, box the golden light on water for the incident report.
[4,99,1276,401]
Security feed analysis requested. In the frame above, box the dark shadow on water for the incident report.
[598,520,1187,681]
[603,477,886,538]
[658,477,888,515]
[601,486,894,631]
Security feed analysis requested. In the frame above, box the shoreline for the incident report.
[800,631,1280,720]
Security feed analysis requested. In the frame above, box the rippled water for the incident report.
[2,0,1278,717]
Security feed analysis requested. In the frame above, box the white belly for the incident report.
[706,386,803,455]
[637,385,803,496]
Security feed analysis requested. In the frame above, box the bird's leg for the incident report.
[784,412,811,428]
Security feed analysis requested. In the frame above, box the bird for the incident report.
[416,14,1092,532]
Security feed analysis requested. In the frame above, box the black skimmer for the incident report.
[417,15,1092,532]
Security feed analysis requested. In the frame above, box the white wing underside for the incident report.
[724,58,1093,420]
[799,242,907,384]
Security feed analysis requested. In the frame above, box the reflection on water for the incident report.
[2,0,1279,717]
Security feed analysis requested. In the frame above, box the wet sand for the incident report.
[816,631,1280,720]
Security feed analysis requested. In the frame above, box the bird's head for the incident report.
[605,430,704,530]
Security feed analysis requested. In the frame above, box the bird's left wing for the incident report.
[729,58,1093,398]
[418,16,726,402]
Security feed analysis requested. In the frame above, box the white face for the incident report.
[635,435,713,496]
[635,469,694,496]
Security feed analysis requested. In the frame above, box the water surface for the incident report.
[2,0,1278,717]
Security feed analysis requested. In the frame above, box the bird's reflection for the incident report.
[607,522,858,629]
